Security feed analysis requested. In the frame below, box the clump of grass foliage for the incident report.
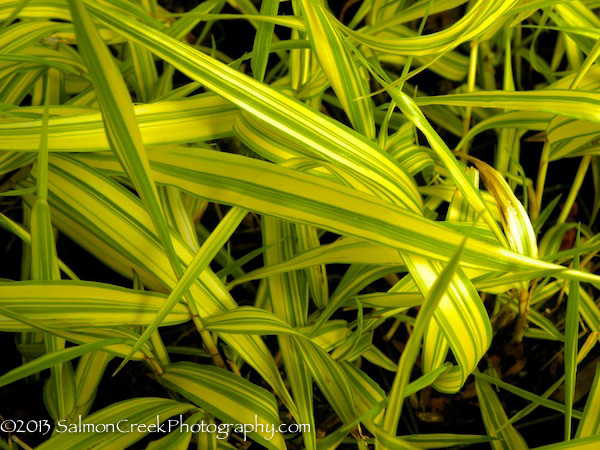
[0,0,600,448]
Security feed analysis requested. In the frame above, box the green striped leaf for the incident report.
[476,375,529,450]
[402,434,494,448]
[575,364,600,438]
[162,362,286,450]
[388,89,508,246]
[474,371,583,419]
[0,281,190,330]
[532,435,600,450]
[456,111,551,152]
[0,303,155,361]
[84,0,423,213]
[0,338,121,389]
[72,148,600,285]
[261,217,315,447]
[564,230,581,439]
[414,90,600,125]
[68,0,199,293]
[382,239,467,434]
[299,0,374,138]
[348,0,516,56]
[72,351,112,418]
[0,94,236,151]
[251,0,279,82]
[294,335,357,426]
[547,116,600,160]
[228,237,404,288]
[27,154,236,314]
[116,207,247,373]
[23,155,297,419]
[472,158,538,258]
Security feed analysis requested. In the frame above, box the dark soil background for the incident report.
[1,1,598,449]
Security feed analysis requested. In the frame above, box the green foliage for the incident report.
[0,0,599,448]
